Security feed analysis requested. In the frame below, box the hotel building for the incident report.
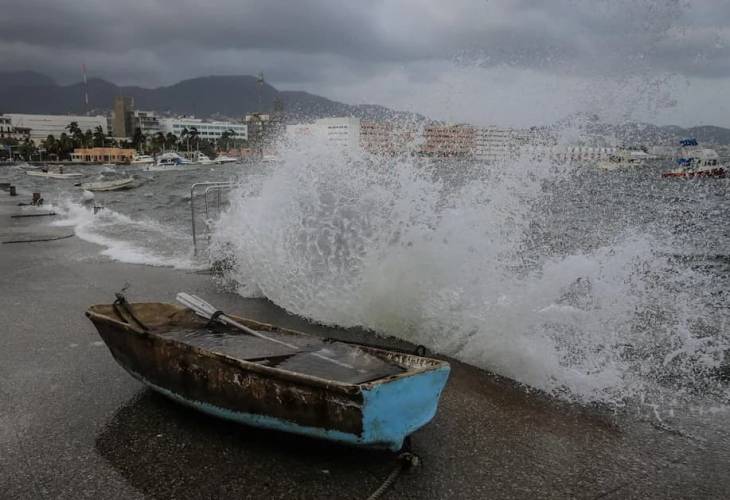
[159,117,248,142]
[2,113,108,144]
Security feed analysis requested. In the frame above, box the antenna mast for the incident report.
[82,63,89,115]
[257,72,264,112]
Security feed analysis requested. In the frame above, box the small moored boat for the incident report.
[215,154,239,164]
[661,139,727,178]
[146,152,198,171]
[192,151,216,165]
[86,297,450,451]
[596,150,652,171]
[131,154,155,166]
[79,177,136,191]
[662,166,726,178]
[27,170,84,179]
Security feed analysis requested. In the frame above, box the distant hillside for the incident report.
[0,71,424,123]
[0,71,55,88]
[2,71,729,142]
[553,113,730,146]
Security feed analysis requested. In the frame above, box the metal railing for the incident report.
[190,181,235,254]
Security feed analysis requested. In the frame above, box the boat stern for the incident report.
[360,364,450,451]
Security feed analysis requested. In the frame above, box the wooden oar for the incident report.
[176,293,354,370]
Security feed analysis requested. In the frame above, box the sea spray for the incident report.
[210,137,728,407]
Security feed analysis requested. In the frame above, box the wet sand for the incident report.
[1,188,728,499]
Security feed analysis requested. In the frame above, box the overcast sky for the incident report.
[2,0,729,127]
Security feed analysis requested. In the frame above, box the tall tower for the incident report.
[82,64,89,115]
[256,72,264,113]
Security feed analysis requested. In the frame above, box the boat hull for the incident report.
[80,178,135,191]
[27,171,84,179]
[662,167,726,178]
[86,304,450,451]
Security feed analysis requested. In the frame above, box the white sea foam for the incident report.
[50,199,202,270]
[210,137,728,407]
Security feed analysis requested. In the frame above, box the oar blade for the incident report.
[176,292,217,319]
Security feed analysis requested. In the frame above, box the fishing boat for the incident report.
[662,139,727,178]
[27,170,84,179]
[86,295,450,451]
[79,177,135,192]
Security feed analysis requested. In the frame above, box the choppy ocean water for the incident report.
[2,148,728,413]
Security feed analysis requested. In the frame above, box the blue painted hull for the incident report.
[127,364,450,451]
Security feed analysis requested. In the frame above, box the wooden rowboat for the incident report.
[86,301,450,451]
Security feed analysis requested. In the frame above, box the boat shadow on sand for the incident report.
[95,389,398,498]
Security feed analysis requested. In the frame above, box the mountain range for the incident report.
[552,113,730,147]
[0,71,423,123]
[1,71,730,145]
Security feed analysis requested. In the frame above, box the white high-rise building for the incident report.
[158,117,247,141]
[3,113,108,144]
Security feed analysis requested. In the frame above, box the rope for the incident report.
[366,452,420,500]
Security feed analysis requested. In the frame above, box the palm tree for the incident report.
[65,121,84,148]
[165,132,178,150]
[188,127,199,152]
[83,129,93,148]
[131,127,146,152]
[180,128,189,152]
[42,135,58,160]
[57,133,74,160]
[18,138,37,160]
[66,121,81,137]
[92,126,106,147]
[151,132,166,153]
[42,134,56,151]
[220,128,238,150]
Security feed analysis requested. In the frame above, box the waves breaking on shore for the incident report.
[209,138,728,408]
[50,197,201,270]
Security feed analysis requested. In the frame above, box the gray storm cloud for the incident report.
[1,0,729,126]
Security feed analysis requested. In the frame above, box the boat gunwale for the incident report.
[85,304,449,396]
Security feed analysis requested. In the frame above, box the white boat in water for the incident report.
[146,152,195,171]
[131,154,155,166]
[215,154,239,164]
[79,177,136,192]
[661,139,726,178]
[192,151,216,165]
[27,170,84,179]
[596,150,652,171]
